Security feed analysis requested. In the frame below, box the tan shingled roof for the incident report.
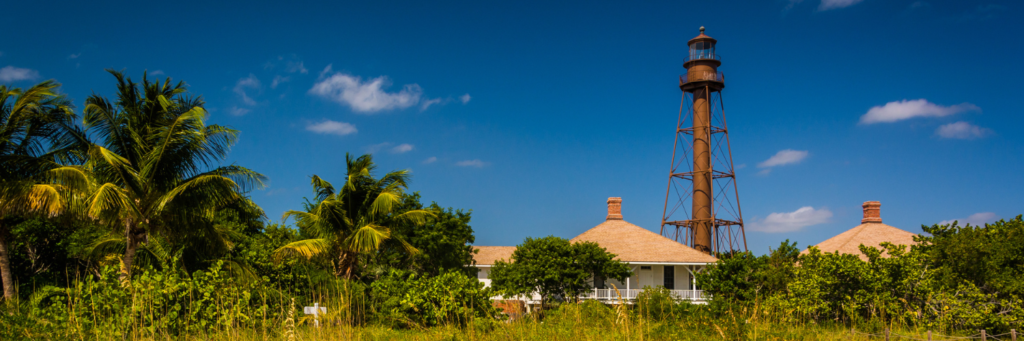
[802,223,918,261]
[570,219,718,264]
[472,246,517,266]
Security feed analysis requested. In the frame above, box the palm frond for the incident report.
[343,223,391,254]
[272,238,332,263]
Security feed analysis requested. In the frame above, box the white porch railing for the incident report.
[579,288,708,302]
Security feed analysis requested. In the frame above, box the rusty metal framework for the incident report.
[660,75,747,255]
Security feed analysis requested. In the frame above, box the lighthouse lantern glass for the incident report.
[689,41,715,60]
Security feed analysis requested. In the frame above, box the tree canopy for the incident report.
[490,236,630,306]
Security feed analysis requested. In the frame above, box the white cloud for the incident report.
[818,0,863,11]
[0,66,40,82]
[306,120,357,136]
[67,53,81,59]
[309,73,423,113]
[420,98,443,110]
[391,143,414,154]
[229,106,251,116]
[748,207,833,233]
[422,156,437,164]
[150,70,165,76]
[936,121,991,139]
[233,74,261,106]
[271,75,289,89]
[758,149,809,168]
[860,99,980,124]
[939,212,998,226]
[318,64,333,78]
[460,94,471,104]
[456,159,488,167]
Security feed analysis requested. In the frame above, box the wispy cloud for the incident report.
[319,64,333,78]
[286,61,308,74]
[0,66,40,82]
[936,121,991,139]
[758,149,809,169]
[456,159,488,168]
[391,143,414,154]
[818,0,863,11]
[421,94,472,111]
[309,73,423,113]
[422,156,438,164]
[747,206,833,233]
[271,75,289,89]
[265,55,308,74]
[150,70,165,76]
[939,212,998,226]
[306,120,357,136]
[860,99,980,124]
[67,53,81,59]
[229,106,251,116]
[420,98,443,111]
[365,142,392,153]
[234,74,261,106]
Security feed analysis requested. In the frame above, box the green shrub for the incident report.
[28,260,274,338]
[370,270,495,328]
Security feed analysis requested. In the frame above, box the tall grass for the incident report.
[0,273,989,340]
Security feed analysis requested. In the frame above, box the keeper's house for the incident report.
[472,197,717,303]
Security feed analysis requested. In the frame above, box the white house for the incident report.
[472,197,717,304]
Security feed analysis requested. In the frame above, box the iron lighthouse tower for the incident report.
[660,27,747,255]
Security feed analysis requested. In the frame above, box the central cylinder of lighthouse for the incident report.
[681,26,721,254]
[691,87,713,253]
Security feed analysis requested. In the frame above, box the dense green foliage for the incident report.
[698,217,1024,333]
[490,236,630,306]
[370,270,494,328]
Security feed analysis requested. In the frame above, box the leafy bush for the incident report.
[28,260,273,338]
[370,270,495,328]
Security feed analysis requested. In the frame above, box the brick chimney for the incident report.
[862,201,882,224]
[606,197,623,220]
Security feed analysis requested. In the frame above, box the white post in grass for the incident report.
[304,302,326,328]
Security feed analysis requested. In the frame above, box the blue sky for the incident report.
[2,0,1022,254]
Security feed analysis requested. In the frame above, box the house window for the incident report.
[594,275,605,289]
[640,266,651,270]
[664,266,675,290]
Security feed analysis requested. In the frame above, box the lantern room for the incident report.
[684,26,721,68]
[682,26,723,86]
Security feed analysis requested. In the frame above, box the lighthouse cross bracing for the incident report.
[660,27,747,255]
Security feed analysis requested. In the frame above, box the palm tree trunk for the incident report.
[0,222,16,300]
[121,221,143,281]
[337,251,356,279]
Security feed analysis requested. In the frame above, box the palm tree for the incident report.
[0,80,85,300]
[274,154,431,279]
[82,70,265,281]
